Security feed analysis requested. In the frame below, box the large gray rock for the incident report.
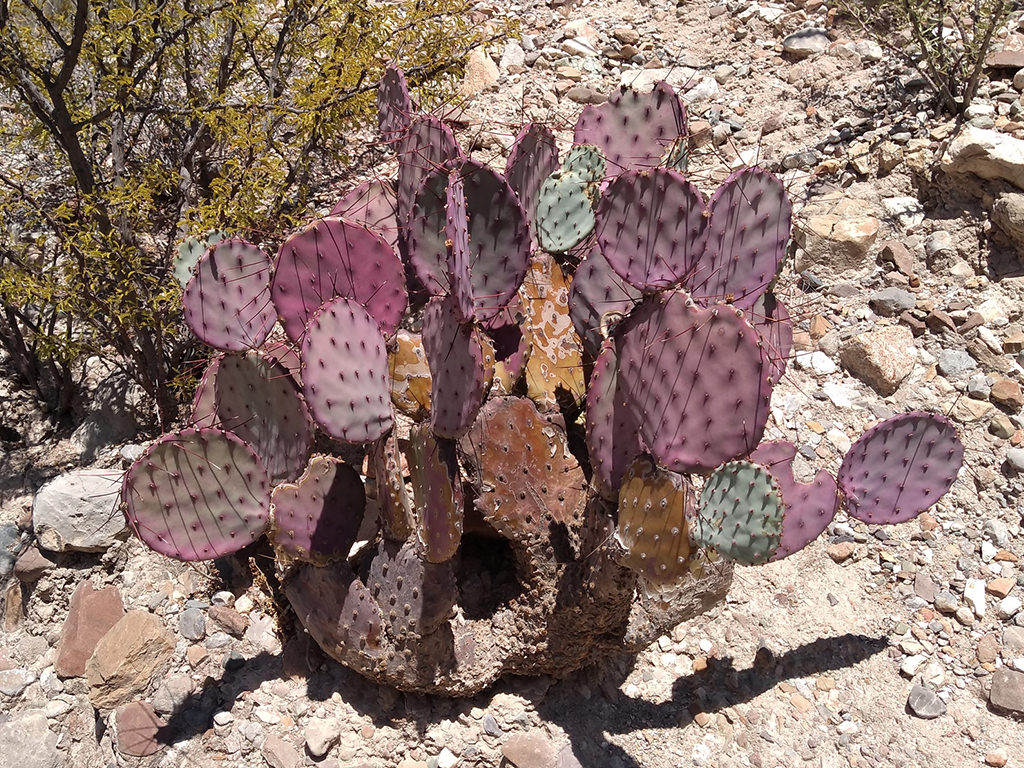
[869,287,916,317]
[782,28,829,58]
[32,468,126,552]
[991,192,1024,253]
[940,127,1024,189]
[989,667,1024,714]
[0,711,61,768]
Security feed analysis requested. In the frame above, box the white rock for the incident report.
[998,595,1023,619]
[964,578,987,618]
[782,28,829,58]
[682,76,718,104]
[882,196,925,229]
[940,126,1024,190]
[437,747,459,768]
[822,380,856,409]
[254,706,281,725]
[981,540,998,563]
[795,350,837,375]
[901,654,928,676]
[826,428,852,453]
[304,718,341,759]
[32,468,126,552]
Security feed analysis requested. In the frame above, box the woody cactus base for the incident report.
[122,69,965,696]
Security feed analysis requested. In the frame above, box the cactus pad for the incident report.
[182,238,276,351]
[746,292,792,386]
[837,412,964,525]
[407,423,463,563]
[749,441,839,561]
[286,562,384,658]
[561,144,606,183]
[519,256,585,411]
[534,170,597,254]
[421,294,488,439]
[122,427,271,561]
[378,65,413,144]
[616,291,771,473]
[190,354,222,428]
[330,179,400,251]
[595,168,708,293]
[269,455,366,563]
[505,123,560,237]
[367,539,457,639]
[568,244,643,357]
[461,396,587,543]
[573,82,686,176]
[174,229,228,288]
[616,456,695,588]
[445,168,474,321]
[273,217,407,340]
[367,432,414,542]
[300,296,393,444]
[688,167,791,309]
[697,460,784,565]
[586,341,643,496]
[212,352,314,483]
[396,115,462,228]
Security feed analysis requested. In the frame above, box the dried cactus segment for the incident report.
[407,423,463,563]
[330,179,400,251]
[837,412,964,525]
[505,123,560,237]
[688,167,791,309]
[300,296,393,444]
[697,460,784,565]
[586,341,643,497]
[378,65,413,144]
[519,255,586,411]
[595,168,708,293]
[573,81,687,176]
[174,229,228,288]
[368,432,414,542]
[367,539,457,640]
[397,114,463,229]
[749,441,839,561]
[213,352,314,484]
[568,244,643,357]
[534,170,597,254]
[461,396,587,543]
[561,143,606,183]
[182,238,276,351]
[616,292,771,473]
[421,294,488,439]
[745,292,792,386]
[388,329,432,419]
[286,561,385,660]
[272,217,407,341]
[269,455,365,564]
[122,428,271,561]
[616,456,695,589]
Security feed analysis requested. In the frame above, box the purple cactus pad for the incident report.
[367,539,457,639]
[505,123,560,239]
[586,340,643,496]
[595,168,708,293]
[574,81,687,176]
[378,65,413,144]
[190,354,222,428]
[568,244,643,357]
[270,455,366,563]
[687,167,791,309]
[445,168,474,322]
[838,412,964,525]
[272,217,407,341]
[122,427,271,561]
[300,296,394,444]
[421,294,488,439]
[369,432,414,542]
[745,292,792,386]
[749,441,840,561]
[286,561,384,657]
[616,291,772,473]
[396,115,463,230]
[182,238,276,351]
[330,179,400,252]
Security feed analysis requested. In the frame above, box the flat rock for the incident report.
[13,546,54,582]
[179,607,206,641]
[502,730,560,768]
[86,610,175,709]
[304,718,341,758]
[32,468,126,552]
[113,701,166,757]
[55,581,124,677]
[782,28,829,58]
[990,668,1024,714]
[937,348,977,378]
[461,50,499,97]
[907,684,946,718]
[839,326,916,396]
[0,711,61,768]
[208,605,247,637]
[263,735,302,768]
[151,674,194,715]
[795,197,880,272]
[940,127,1024,190]
[869,287,916,317]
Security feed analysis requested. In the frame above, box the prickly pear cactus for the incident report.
[121,71,965,697]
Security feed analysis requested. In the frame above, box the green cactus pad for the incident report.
[535,170,597,254]
[696,460,784,565]
[173,229,228,288]
[561,144,606,183]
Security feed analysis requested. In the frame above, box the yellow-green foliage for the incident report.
[0,0,505,420]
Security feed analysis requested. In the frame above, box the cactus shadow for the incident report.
[537,632,888,767]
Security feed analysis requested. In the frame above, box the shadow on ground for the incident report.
[155,631,886,766]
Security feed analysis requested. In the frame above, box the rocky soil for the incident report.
[3,0,1024,766]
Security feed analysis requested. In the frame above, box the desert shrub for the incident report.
[0,0,503,424]
[838,0,1012,114]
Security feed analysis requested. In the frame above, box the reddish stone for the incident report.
[55,581,124,677]
[991,379,1024,410]
[114,701,166,757]
[208,605,247,637]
